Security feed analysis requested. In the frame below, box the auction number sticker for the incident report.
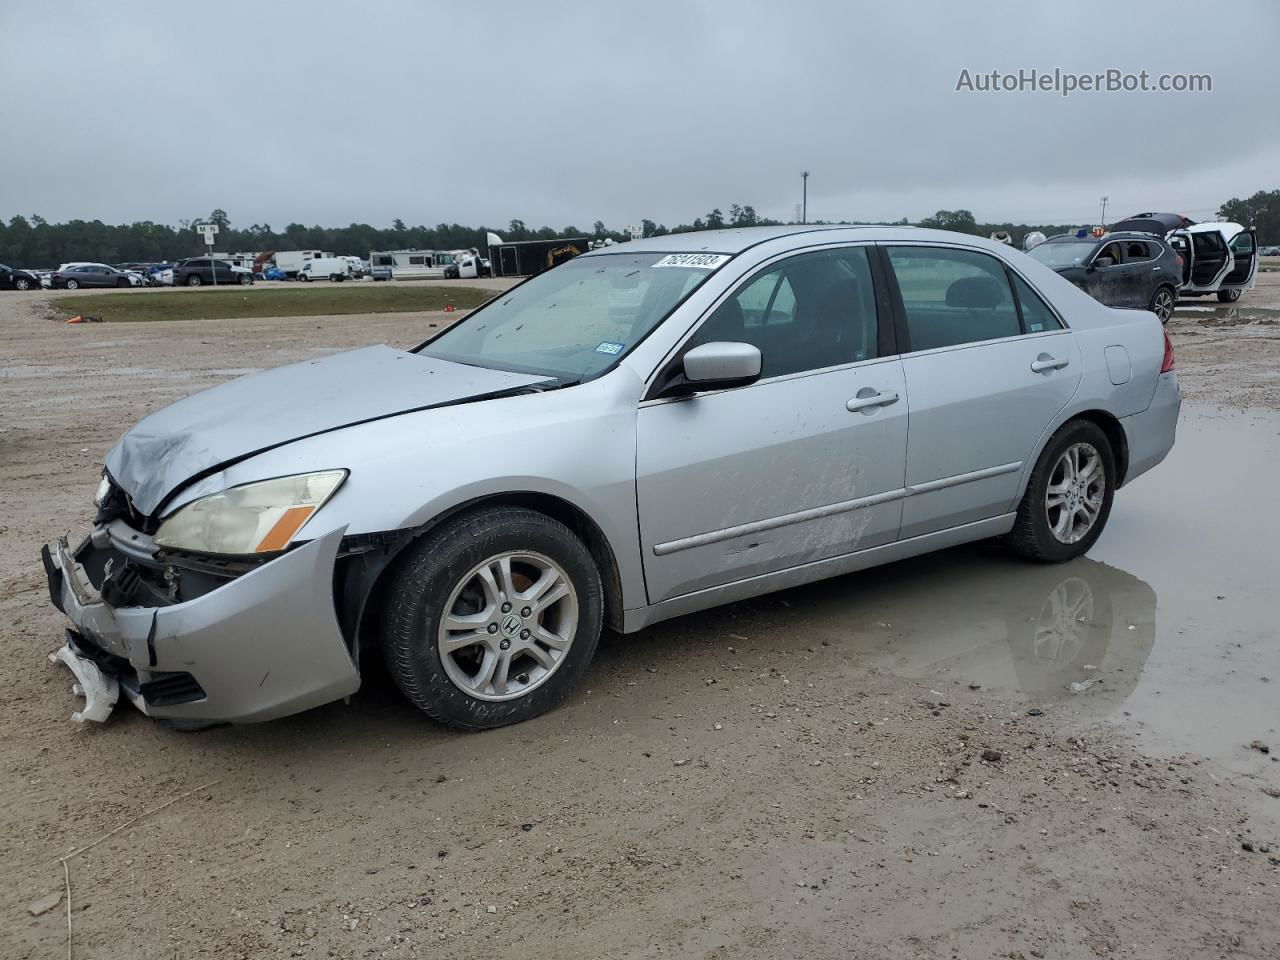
[595,341,625,355]
[652,253,730,269]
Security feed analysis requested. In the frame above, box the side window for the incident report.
[409,255,425,265]
[688,246,879,379]
[1125,241,1151,261]
[1010,272,1063,333]
[886,246,1021,351]
[1230,232,1254,254]
[1097,242,1124,264]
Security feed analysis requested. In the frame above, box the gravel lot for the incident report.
[2,273,1278,959]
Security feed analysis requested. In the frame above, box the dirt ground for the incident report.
[1,274,1278,960]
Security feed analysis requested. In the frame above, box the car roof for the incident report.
[577,224,1053,259]
[1185,221,1245,239]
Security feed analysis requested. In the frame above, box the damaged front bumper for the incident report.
[42,525,360,724]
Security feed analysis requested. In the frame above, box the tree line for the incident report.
[1,191,1274,268]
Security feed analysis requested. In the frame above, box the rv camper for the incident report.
[368,249,458,280]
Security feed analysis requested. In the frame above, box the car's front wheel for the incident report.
[238,273,251,286]
[64,279,79,290]
[187,274,202,287]
[14,277,31,290]
[1006,419,1116,563]
[1149,285,1176,323]
[381,506,603,729]
[1217,288,1242,303]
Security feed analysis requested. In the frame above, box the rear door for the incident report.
[881,244,1081,540]
[636,244,908,603]
[1222,228,1258,289]
[1187,231,1230,289]
[1119,238,1163,307]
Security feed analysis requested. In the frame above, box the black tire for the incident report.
[15,277,31,290]
[65,279,79,290]
[239,274,251,286]
[1006,419,1116,564]
[1217,288,1241,303]
[117,278,130,288]
[381,506,603,729]
[1148,285,1176,324]
[187,274,202,287]
[298,273,310,282]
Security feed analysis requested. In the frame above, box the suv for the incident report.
[1025,231,1181,323]
[1111,213,1259,303]
[174,257,253,287]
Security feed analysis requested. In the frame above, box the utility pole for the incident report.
[1099,195,1109,230]
[801,171,810,224]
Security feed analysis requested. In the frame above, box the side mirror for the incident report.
[665,341,762,396]
[1092,255,1115,269]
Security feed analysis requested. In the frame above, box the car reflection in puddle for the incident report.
[752,545,1156,712]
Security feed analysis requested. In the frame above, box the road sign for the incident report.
[196,223,220,245]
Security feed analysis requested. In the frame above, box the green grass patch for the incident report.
[52,284,496,323]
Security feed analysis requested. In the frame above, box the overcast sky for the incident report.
[1,1,1276,231]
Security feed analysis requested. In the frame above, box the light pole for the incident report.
[801,171,810,224]
[1099,195,1109,230]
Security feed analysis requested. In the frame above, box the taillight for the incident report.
[1160,331,1175,373]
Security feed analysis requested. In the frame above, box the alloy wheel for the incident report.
[1152,288,1174,321]
[1045,442,1105,544]
[437,550,578,701]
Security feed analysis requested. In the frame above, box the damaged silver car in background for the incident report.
[43,225,1180,729]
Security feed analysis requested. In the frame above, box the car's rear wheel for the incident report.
[1149,286,1175,323]
[187,274,202,287]
[1217,288,1241,303]
[1006,419,1115,563]
[381,506,603,729]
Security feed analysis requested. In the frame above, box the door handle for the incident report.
[1030,356,1069,373]
[846,390,899,412]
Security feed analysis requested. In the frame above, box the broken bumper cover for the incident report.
[45,526,359,723]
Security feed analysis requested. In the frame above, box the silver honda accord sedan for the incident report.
[42,225,1180,728]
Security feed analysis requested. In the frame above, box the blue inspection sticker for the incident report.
[595,341,625,355]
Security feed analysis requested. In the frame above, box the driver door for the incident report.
[635,245,908,604]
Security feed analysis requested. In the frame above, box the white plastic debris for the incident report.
[48,643,119,722]
[1068,676,1104,694]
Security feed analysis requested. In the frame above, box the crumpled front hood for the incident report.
[105,344,553,516]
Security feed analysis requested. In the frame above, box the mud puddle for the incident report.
[613,404,1280,819]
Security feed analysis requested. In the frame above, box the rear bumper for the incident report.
[45,526,359,723]
[1120,371,1181,485]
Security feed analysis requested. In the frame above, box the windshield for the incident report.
[420,252,721,380]
[1027,240,1098,269]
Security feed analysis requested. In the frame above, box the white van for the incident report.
[297,257,352,282]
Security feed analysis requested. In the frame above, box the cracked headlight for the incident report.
[94,474,111,507]
[153,470,347,556]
